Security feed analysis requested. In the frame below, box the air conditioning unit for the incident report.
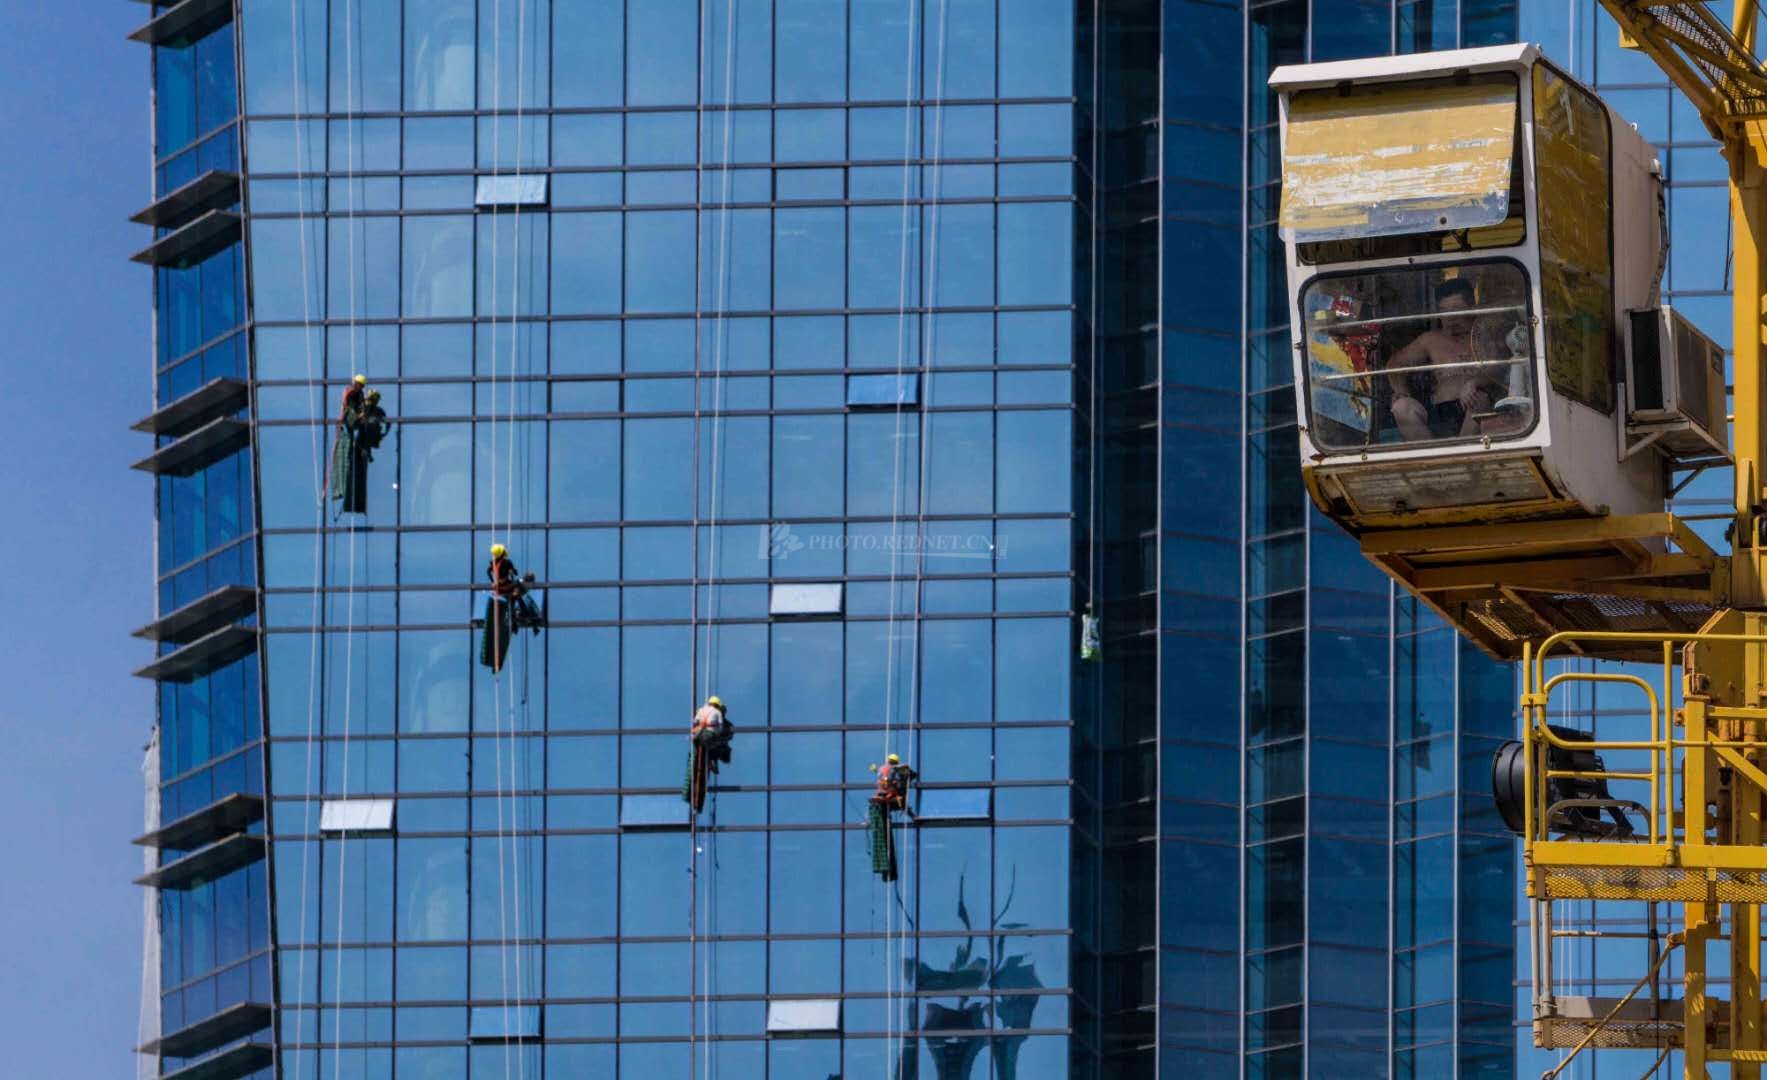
[1625,306,1730,462]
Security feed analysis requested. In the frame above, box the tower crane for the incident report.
[1272,2,1767,1074]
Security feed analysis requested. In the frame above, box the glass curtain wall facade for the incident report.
[134,3,1580,1078]
[137,1,1099,1077]
[1510,3,1733,1078]
[136,2,273,1078]
[1224,0,1521,1077]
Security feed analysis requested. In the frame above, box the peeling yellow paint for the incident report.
[1280,76,1520,242]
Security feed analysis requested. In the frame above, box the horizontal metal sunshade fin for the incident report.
[130,170,239,230]
[131,377,248,439]
[137,1002,271,1059]
[134,624,259,683]
[134,832,265,891]
[131,417,250,477]
[134,586,256,646]
[134,793,264,852]
[130,210,241,269]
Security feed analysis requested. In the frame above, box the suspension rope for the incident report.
[485,0,518,1072]
[502,1,535,1072]
[280,0,327,1067]
[880,0,926,1065]
[685,3,744,1076]
[327,0,368,1070]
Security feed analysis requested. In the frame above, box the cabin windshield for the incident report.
[1301,261,1536,451]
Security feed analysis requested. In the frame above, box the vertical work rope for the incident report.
[484,0,519,1073]
[501,2,536,1072]
[281,0,328,1068]
[689,2,745,1075]
[880,0,922,1065]
[328,0,367,1070]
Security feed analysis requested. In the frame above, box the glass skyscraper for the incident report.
[130,2,1586,1078]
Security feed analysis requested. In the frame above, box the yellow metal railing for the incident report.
[1521,637,1672,848]
[1521,630,1767,853]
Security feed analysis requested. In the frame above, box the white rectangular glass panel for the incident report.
[621,794,690,829]
[319,798,395,834]
[475,174,549,208]
[846,373,919,407]
[1280,75,1517,243]
[767,998,841,1034]
[916,788,992,822]
[770,583,843,616]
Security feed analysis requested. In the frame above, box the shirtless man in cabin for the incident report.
[1384,277,1499,442]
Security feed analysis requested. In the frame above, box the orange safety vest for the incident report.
[876,762,911,797]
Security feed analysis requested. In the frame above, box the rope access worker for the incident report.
[334,387,393,515]
[692,696,734,766]
[871,754,917,814]
[340,373,366,421]
[481,543,543,672]
[488,544,544,630]
[866,753,916,881]
[685,696,733,813]
[329,375,371,514]
[357,389,390,456]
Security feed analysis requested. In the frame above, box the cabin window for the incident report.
[1301,261,1536,451]
[1533,63,1614,413]
[1282,73,1524,263]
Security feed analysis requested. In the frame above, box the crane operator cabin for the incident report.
[1273,45,1727,526]
[1269,45,1732,658]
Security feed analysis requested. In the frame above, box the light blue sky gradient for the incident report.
[0,4,154,1075]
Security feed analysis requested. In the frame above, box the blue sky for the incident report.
[0,4,155,1075]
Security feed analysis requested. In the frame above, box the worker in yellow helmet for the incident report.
[866,752,917,881]
[685,695,733,813]
[481,542,544,671]
[329,375,375,515]
[691,695,734,766]
[871,753,916,814]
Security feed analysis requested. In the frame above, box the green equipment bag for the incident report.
[868,802,897,882]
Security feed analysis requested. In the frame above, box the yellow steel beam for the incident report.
[1735,139,1767,608]
[1720,745,1767,795]
[1408,553,1716,592]
[1360,512,1706,556]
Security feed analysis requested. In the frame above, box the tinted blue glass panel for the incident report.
[917,788,991,821]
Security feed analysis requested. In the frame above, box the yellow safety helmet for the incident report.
[887,753,901,764]
[365,390,381,402]
[353,374,367,385]
[490,543,507,558]
[707,696,724,709]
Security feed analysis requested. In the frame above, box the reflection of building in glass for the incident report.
[890,872,1044,1079]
